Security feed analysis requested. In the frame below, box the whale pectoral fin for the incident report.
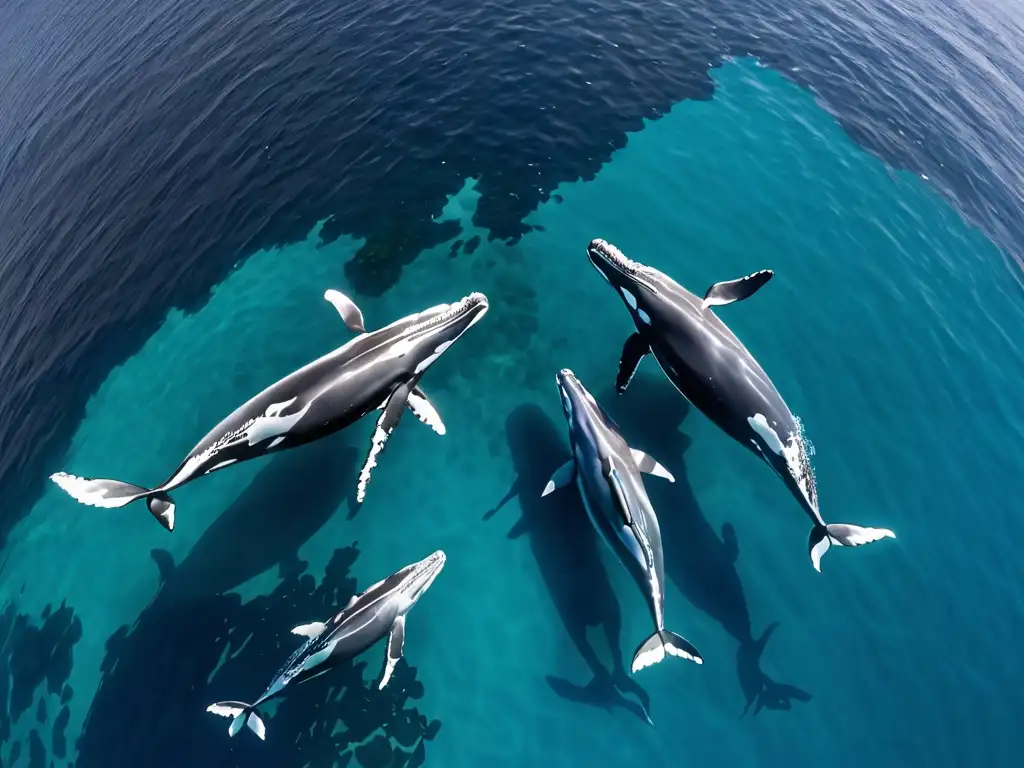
[541,460,576,497]
[324,289,367,333]
[701,270,774,310]
[378,614,406,690]
[407,387,446,435]
[507,514,534,539]
[629,449,675,483]
[617,333,650,393]
[356,383,410,504]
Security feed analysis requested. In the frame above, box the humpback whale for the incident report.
[207,550,446,740]
[50,291,488,530]
[545,369,703,673]
[586,238,894,570]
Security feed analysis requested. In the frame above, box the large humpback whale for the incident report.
[207,550,446,740]
[586,238,894,571]
[50,291,488,531]
[545,369,703,673]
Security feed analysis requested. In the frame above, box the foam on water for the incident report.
[2,57,1022,767]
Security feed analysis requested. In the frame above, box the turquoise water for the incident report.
[3,58,1022,765]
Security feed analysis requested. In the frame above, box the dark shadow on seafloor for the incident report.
[150,432,359,604]
[73,437,441,768]
[598,373,811,717]
[0,591,82,767]
[484,404,654,727]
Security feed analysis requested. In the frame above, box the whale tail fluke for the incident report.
[631,629,704,673]
[809,523,896,572]
[207,701,266,740]
[49,472,176,531]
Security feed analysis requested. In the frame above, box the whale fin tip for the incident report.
[702,269,773,310]
[324,289,366,333]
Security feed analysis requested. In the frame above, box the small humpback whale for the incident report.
[206,550,445,740]
[545,369,703,673]
[50,291,488,531]
[586,238,894,570]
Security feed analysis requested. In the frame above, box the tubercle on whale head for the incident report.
[586,239,660,296]
[555,368,600,425]
[405,292,488,341]
[396,292,489,372]
[554,369,577,425]
[555,367,581,402]
[402,550,446,604]
[587,239,643,274]
[555,368,578,388]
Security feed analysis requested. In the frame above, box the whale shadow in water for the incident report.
[149,431,359,604]
[599,374,811,716]
[484,403,653,727]
[75,441,441,768]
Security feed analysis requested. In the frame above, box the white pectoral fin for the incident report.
[701,269,774,310]
[291,621,328,638]
[630,448,675,482]
[324,289,367,333]
[541,460,576,497]
[356,383,410,504]
[378,614,407,690]
[408,387,446,435]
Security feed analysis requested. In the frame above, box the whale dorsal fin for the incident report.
[617,333,650,394]
[324,289,367,333]
[541,460,575,497]
[701,270,773,310]
[407,387,446,435]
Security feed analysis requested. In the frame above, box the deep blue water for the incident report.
[1,1,1022,766]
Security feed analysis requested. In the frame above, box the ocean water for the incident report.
[2,55,1022,766]
[1,2,1023,768]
